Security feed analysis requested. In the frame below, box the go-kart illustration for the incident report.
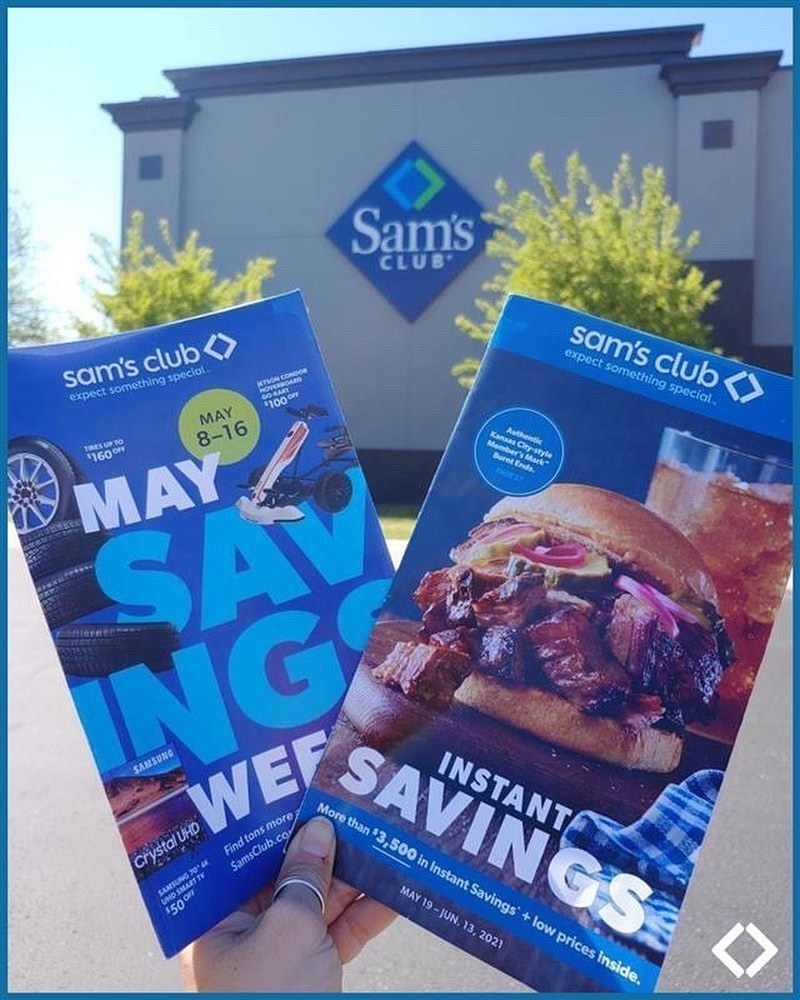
[236,404,356,524]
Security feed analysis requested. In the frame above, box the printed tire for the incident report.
[8,436,81,535]
[313,471,352,513]
[35,562,114,629]
[54,622,181,677]
[20,518,108,582]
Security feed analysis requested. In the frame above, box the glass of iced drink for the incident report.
[646,428,792,742]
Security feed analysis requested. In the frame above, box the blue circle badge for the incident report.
[474,407,564,495]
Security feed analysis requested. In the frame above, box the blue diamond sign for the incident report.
[327,142,493,321]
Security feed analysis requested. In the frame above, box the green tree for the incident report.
[8,193,56,346]
[76,211,275,336]
[454,152,721,387]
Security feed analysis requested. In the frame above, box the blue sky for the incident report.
[7,5,794,331]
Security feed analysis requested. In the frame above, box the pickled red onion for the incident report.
[614,575,699,639]
[513,542,587,568]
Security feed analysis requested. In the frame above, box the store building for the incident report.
[103,24,792,501]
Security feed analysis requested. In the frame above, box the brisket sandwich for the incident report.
[373,483,735,773]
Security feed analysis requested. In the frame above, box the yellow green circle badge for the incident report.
[179,389,260,465]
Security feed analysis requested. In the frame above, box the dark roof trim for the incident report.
[660,52,782,95]
[101,97,200,133]
[163,24,703,98]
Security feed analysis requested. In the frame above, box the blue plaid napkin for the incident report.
[560,769,723,953]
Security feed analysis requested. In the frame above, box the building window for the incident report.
[702,120,733,150]
[138,154,163,180]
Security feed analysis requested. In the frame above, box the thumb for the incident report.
[271,817,336,917]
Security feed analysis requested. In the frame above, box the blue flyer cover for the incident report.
[7,290,394,957]
[298,294,792,992]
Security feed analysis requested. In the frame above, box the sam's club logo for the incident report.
[383,155,445,210]
[327,142,492,321]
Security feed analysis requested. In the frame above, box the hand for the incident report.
[180,817,395,993]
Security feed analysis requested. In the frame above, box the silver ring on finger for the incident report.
[272,875,326,915]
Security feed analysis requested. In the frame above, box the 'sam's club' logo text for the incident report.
[61,333,238,389]
[327,142,493,321]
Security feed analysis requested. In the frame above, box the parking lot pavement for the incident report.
[7,531,793,992]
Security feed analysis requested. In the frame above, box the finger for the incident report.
[178,908,261,991]
[328,895,397,964]
[324,878,361,923]
[271,817,336,917]
[178,944,199,990]
[240,881,278,917]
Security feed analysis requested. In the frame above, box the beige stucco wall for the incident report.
[122,129,185,245]
[174,64,674,451]
[117,58,792,449]
[753,67,792,347]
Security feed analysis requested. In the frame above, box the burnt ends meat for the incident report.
[373,529,734,733]
[372,641,471,710]
[525,607,631,714]
[476,626,527,683]
[605,593,728,727]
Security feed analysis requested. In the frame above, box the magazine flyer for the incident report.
[7,291,394,957]
[299,294,793,992]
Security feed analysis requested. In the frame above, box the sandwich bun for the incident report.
[454,673,683,773]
